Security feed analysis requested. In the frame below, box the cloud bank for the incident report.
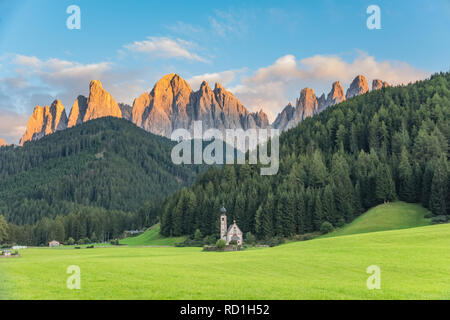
[228,52,430,120]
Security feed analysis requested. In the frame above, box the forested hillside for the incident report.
[0,117,200,226]
[160,72,449,239]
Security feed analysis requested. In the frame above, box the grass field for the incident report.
[1,223,449,300]
[119,224,186,246]
[321,202,431,238]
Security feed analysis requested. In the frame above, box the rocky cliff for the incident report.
[67,95,88,128]
[131,73,269,137]
[274,75,387,131]
[83,80,122,122]
[20,100,68,146]
[346,75,369,99]
[372,79,390,91]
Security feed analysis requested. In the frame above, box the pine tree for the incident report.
[398,148,415,202]
[0,214,8,243]
[429,155,448,216]
[375,164,396,203]
[322,185,337,224]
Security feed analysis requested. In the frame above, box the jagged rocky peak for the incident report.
[346,75,369,99]
[131,73,269,137]
[296,87,318,120]
[83,80,122,122]
[0,138,7,147]
[19,100,68,146]
[372,79,390,91]
[327,81,346,105]
[131,92,151,128]
[317,94,327,111]
[68,95,88,128]
[273,102,295,130]
[118,103,132,121]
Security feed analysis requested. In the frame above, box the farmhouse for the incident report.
[48,240,60,247]
[220,206,243,245]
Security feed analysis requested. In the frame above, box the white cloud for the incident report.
[0,110,29,145]
[230,52,430,121]
[124,37,208,63]
[186,68,247,90]
[0,54,147,144]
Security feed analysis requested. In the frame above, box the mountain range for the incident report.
[272,76,389,131]
[16,74,389,145]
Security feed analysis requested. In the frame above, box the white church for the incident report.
[220,206,243,245]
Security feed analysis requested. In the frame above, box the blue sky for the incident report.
[0,0,449,143]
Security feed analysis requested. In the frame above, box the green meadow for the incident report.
[119,224,186,246]
[321,202,431,238]
[1,223,449,300]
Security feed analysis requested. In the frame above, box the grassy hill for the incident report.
[1,223,449,299]
[120,225,185,246]
[322,202,432,238]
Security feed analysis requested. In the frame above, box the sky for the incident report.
[0,0,449,144]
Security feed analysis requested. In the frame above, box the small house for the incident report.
[48,240,60,247]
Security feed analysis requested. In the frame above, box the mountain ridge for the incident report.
[18,74,390,145]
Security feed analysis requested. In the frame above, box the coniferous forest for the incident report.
[0,118,201,245]
[0,72,448,245]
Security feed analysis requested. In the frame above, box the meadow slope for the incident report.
[1,224,449,300]
[321,202,431,238]
[120,225,185,246]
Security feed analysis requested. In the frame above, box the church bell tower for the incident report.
[220,206,227,241]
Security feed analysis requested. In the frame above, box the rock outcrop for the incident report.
[118,103,132,121]
[272,103,295,131]
[83,80,122,122]
[274,75,390,132]
[0,138,7,147]
[346,75,369,99]
[326,81,346,107]
[131,73,269,137]
[67,95,88,128]
[273,88,319,131]
[68,81,122,128]
[295,88,318,120]
[372,79,390,91]
[20,100,68,146]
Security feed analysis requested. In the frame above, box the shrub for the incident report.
[245,232,256,245]
[431,215,449,224]
[216,239,226,249]
[320,221,334,234]
[336,218,346,228]
[203,235,216,246]
[268,236,285,247]
[66,237,75,245]
[229,240,238,245]
[194,229,203,242]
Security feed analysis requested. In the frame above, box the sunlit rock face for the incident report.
[346,75,369,99]
[131,73,269,137]
[20,100,68,146]
[83,80,122,122]
[372,79,390,91]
